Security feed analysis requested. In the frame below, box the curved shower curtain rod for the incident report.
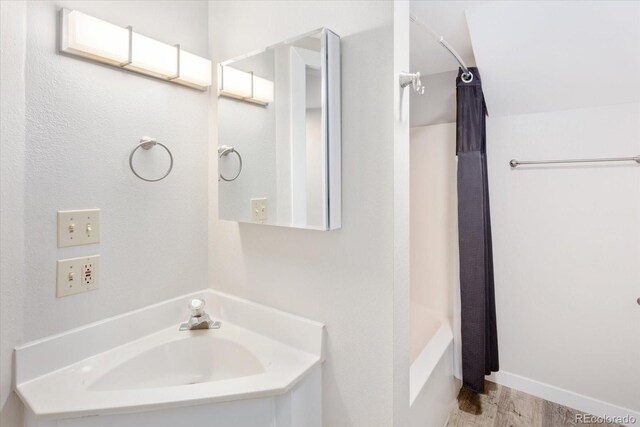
[410,13,474,83]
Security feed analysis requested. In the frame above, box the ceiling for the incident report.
[410,1,487,76]
[410,0,640,126]
[409,1,487,127]
[466,1,640,116]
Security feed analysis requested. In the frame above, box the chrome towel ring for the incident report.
[218,145,243,182]
[129,137,174,182]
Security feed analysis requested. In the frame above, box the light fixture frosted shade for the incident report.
[218,65,253,99]
[218,65,275,105]
[127,33,178,79]
[62,10,130,65]
[252,76,274,104]
[175,50,212,90]
[59,8,212,91]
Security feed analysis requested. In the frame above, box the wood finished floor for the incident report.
[445,381,622,427]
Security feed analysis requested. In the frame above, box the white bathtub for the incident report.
[409,303,460,427]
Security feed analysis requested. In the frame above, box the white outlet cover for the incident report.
[56,255,100,298]
[57,209,100,248]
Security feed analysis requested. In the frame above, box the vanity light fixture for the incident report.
[59,9,212,90]
[218,65,274,105]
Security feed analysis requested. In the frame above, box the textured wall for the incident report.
[23,0,209,341]
[1,1,27,425]
[1,0,210,421]
[208,1,402,425]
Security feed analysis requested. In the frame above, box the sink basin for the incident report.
[14,290,325,421]
[89,334,264,391]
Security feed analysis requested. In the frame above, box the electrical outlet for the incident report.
[57,209,100,248]
[251,198,267,223]
[57,255,100,297]
[82,259,96,287]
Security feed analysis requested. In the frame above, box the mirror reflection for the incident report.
[217,29,340,230]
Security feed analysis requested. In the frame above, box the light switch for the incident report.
[56,255,100,297]
[251,198,267,223]
[58,209,100,247]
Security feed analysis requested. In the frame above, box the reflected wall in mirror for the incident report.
[217,28,341,230]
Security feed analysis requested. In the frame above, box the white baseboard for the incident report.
[488,371,639,427]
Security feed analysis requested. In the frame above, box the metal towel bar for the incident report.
[509,155,640,168]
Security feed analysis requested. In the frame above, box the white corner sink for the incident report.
[88,333,264,391]
[15,290,325,423]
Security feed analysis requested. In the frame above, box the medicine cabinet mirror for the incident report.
[217,28,341,230]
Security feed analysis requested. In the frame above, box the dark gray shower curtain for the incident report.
[456,67,499,393]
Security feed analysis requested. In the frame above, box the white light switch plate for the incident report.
[56,255,100,298]
[251,198,267,223]
[57,209,100,247]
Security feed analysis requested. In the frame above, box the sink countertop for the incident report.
[15,289,325,420]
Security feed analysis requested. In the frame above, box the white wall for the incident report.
[1,0,210,421]
[209,1,407,425]
[409,70,457,128]
[487,102,640,414]
[393,2,410,424]
[1,2,27,425]
[409,123,462,380]
[409,102,640,415]
[409,123,457,323]
[411,104,640,412]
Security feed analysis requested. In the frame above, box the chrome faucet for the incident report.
[179,298,221,331]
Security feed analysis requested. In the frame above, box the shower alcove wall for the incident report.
[407,4,477,424]
[409,122,461,427]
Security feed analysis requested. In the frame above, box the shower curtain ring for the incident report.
[461,72,474,83]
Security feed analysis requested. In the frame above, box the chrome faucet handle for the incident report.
[189,298,206,317]
[179,298,221,331]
